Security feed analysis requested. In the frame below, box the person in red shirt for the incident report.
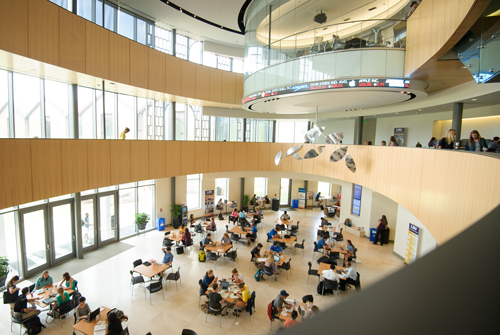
[284,310,299,328]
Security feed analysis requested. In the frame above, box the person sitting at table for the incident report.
[316,192,323,206]
[322,264,340,283]
[107,310,123,334]
[233,282,250,314]
[48,286,70,318]
[202,233,214,246]
[270,241,283,255]
[208,283,228,316]
[320,217,330,227]
[161,246,174,268]
[6,275,20,313]
[221,232,232,245]
[231,268,244,284]
[229,209,239,224]
[189,214,195,227]
[265,254,278,280]
[14,287,41,321]
[280,211,290,221]
[253,208,262,224]
[182,227,192,246]
[339,262,358,291]
[208,217,217,231]
[250,194,257,209]
[33,270,53,291]
[268,227,278,240]
[201,270,217,292]
[263,195,270,206]
[75,296,91,321]
[239,210,247,219]
[251,243,263,260]
[273,290,292,317]
[284,310,300,328]
[317,235,328,252]
[344,240,356,265]
[245,222,258,244]
[59,272,77,292]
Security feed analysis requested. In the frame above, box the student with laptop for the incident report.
[268,227,278,240]
[339,262,358,291]
[201,270,218,292]
[270,241,282,255]
[322,264,340,283]
[245,222,258,244]
[59,272,77,292]
[48,286,70,317]
[317,235,328,252]
[231,268,244,284]
[273,290,292,317]
[202,233,214,246]
[75,296,91,321]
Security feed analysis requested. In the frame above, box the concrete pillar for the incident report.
[243,118,247,142]
[172,29,177,57]
[272,120,276,142]
[355,116,364,145]
[171,101,176,141]
[452,103,463,141]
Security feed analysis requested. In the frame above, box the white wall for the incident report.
[316,119,356,145]
[393,205,437,259]
[434,114,500,141]
[369,192,398,241]
[362,119,377,144]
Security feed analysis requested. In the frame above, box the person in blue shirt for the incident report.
[238,210,247,219]
[270,241,282,255]
[201,269,217,292]
[34,270,53,292]
[268,227,278,240]
[317,236,328,251]
[245,222,258,244]
[162,246,174,266]
[316,192,323,206]
[202,233,213,247]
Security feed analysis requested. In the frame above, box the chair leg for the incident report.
[175,281,178,291]
[307,275,309,284]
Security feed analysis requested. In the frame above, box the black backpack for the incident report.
[25,316,42,335]
[317,281,324,295]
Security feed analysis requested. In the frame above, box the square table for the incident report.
[133,262,171,279]
[72,306,127,335]
[262,251,286,266]
[318,263,347,279]
[229,226,249,235]
[33,285,74,309]
[272,235,296,245]
[274,218,294,226]
[205,242,232,254]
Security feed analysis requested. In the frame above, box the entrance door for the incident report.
[81,196,97,251]
[48,200,75,265]
[98,192,118,246]
[280,178,291,206]
[19,206,50,278]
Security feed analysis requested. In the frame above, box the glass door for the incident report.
[98,192,118,245]
[280,178,291,206]
[48,200,75,265]
[19,206,50,278]
[81,196,97,251]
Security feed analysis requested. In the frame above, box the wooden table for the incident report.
[324,244,349,254]
[229,226,250,235]
[274,218,293,226]
[205,282,240,304]
[318,263,347,273]
[72,306,127,335]
[262,251,286,266]
[33,285,74,308]
[133,262,171,278]
[318,226,340,233]
[166,230,183,242]
[205,242,232,254]
[272,235,296,245]
[278,300,307,321]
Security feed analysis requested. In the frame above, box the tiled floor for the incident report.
[0,208,404,335]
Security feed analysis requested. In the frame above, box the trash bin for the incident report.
[272,198,280,211]
[157,218,165,231]
[383,227,390,244]
[370,228,377,242]
[292,200,299,209]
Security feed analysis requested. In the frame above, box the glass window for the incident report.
[51,203,73,259]
[105,92,116,139]
[13,73,41,139]
[186,105,199,141]
[257,120,269,142]
[254,177,267,197]
[216,55,232,71]
[104,3,116,31]
[233,59,244,73]
[49,0,72,11]
[22,209,47,272]
[189,39,202,64]
[186,174,201,210]
[118,10,134,40]
[176,34,188,60]
[81,189,96,196]
[45,80,70,138]
[0,212,21,277]
[294,122,308,143]
[280,178,290,205]
[95,90,104,139]
[155,26,172,54]
[217,117,229,141]
[229,118,238,141]
[137,19,147,45]
[203,52,217,68]
[276,121,294,143]
[77,0,93,21]
[138,180,155,186]
[118,94,135,139]
[119,182,136,189]
[78,86,95,139]
[99,194,116,241]
[137,97,149,140]
[318,182,331,198]
[215,178,229,202]
[175,103,186,140]
[0,69,9,138]
[49,194,73,202]
[138,185,154,229]
[154,101,165,141]
[96,0,103,25]
[81,198,95,246]
[98,185,117,192]
[119,188,136,238]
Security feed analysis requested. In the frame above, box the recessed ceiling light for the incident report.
[395,112,398,114]
[373,115,376,116]
[368,7,377,11]
[323,27,328,30]
[418,109,422,111]
[343,18,350,21]
[472,98,477,101]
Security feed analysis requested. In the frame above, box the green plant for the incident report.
[242,194,250,206]
[135,213,150,227]
[0,256,10,278]
[171,204,182,218]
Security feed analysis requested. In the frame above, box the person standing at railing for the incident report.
[438,129,456,149]
[119,127,130,140]
[489,136,500,152]
[407,1,420,19]
[465,130,488,152]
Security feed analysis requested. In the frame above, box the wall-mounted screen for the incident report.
[352,184,362,216]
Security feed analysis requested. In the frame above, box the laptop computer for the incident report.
[220,281,229,290]
[86,308,100,323]
[143,261,151,266]
[274,255,280,262]
[42,297,56,305]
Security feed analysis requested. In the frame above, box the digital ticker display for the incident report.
[242,78,411,104]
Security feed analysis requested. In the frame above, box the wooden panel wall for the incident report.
[0,0,242,105]
[2,140,500,246]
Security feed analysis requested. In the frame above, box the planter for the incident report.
[172,218,180,229]
[242,206,249,212]
[137,223,147,230]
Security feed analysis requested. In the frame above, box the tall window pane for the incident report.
[95,90,104,139]
[155,26,172,54]
[189,39,202,64]
[138,186,154,229]
[155,101,165,141]
[186,105,197,141]
[49,0,72,11]
[233,59,244,73]
[217,117,229,141]
[13,73,41,138]
[52,204,73,259]
[257,120,269,142]
[137,97,148,139]
[318,182,331,197]
[78,86,94,139]
[254,177,267,197]
[277,121,294,143]
[77,0,93,21]
[294,122,308,143]
[96,0,103,25]
[137,19,147,45]
[105,92,116,139]
[104,3,116,31]
[186,174,201,210]
[280,178,290,205]
[0,212,21,277]
[203,52,216,68]
[45,80,69,138]
[118,10,134,40]
[118,94,135,139]
[119,188,136,238]
[0,70,9,138]
[176,103,186,140]
[176,34,188,60]
[215,178,229,202]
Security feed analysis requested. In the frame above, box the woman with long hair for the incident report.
[6,275,20,312]
[373,215,388,246]
[265,253,278,280]
[428,137,437,148]
[438,129,456,149]
[344,240,356,265]
[465,130,488,152]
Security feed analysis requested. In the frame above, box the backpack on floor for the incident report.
[317,281,324,295]
[25,316,42,335]
[176,246,184,255]
[198,250,206,262]
[254,269,263,282]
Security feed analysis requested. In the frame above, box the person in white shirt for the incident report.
[280,211,290,221]
[321,264,340,283]
[339,262,358,291]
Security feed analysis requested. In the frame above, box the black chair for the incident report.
[182,330,198,335]
[205,299,223,327]
[47,299,74,328]
[348,248,358,268]
[116,328,130,335]
[225,224,229,233]
[291,221,300,232]
[302,295,313,304]
[276,224,286,231]
[322,279,339,299]
[133,259,142,268]
[199,241,205,251]
[278,258,291,280]
[312,241,323,259]
[231,232,241,243]
[206,251,220,269]
[223,247,238,264]
[145,281,164,305]
[329,251,340,264]
[239,291,256,321]
[278,242,288,255]
[28,284,35,293]
[198,279,208,308]
[11,311,37,335]
[268,300,284,330]
[307,261,320,284]
[166,266,181,290]
[294,239,305,256]
[355,272,361,291]
[263,265,274,286]
[130,270,145,294]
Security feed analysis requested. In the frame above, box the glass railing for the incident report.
[245,19,406,76]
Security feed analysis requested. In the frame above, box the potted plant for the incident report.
[135,213,150,230]
[242,194,250,211]
[171,204,182,229]
[0,256,9,288]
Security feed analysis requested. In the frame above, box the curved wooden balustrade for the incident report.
[1,139,499,245]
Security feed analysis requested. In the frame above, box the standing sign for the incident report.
[404,224,420,265]
[394,127,406,147]
[298,188,306,209]
[205,190,214,217]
